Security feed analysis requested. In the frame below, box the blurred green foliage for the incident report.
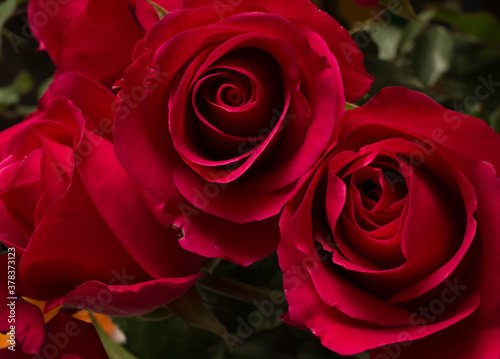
[0,0,54,130]
[0,0,17,52]
[352,2,500,133]
[113,255,356,359]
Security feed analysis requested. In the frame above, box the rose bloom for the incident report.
[278,88,500,359]
[0,73,203,318]
[108,0,373,265]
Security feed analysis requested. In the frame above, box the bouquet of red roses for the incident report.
[0,0,499,358]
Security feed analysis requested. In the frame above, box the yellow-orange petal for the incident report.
[71,311,125,344]
[0,334,10,349]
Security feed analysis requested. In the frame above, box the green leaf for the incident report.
[15,104,37,116]
[448,34,500,78]
[379,0,418,21]
[92,314,139,359]
[365,57,425,93]
[113,315,220,359]
[203,258,222,274]
[167,286,227,337]
[146,0,168,19]
[366,24,403,61]
[412,25,454,87]
[397,9,436,57]
[0,0,17,55]
[428,3,500,46]
[0,70,34,109]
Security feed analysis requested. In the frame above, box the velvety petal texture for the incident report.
[0,73,203,320]
[278,87,500,359]
[114,0,372,265]
[28,0,177,87]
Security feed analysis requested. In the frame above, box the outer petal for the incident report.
[133,0,183,30]
[45,275,200,317]
[77,129,203,279]
[339,87,500,172]
[61,0,145,87]
[370,313,500,359]
[0,201,29,251]
[28,0,88,65]
[0,122,26,154]
[283,272,477,355]
[453,160,500,324]
[39,72,116,141]
[174,205,280,266]
[19,170,152,300]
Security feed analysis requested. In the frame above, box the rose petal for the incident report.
[28,0,88,65]
[45,275,200,317]
[175,206,280,266]
[61,0,145,87]
[78,128,203,279]
[19,171,152,300]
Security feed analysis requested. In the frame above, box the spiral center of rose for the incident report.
[315,157,412,277]
[188,48,285,162]
[351,164,408,213]
[202,74,252,108]
[363,180,382,202]
[220,86,243,107]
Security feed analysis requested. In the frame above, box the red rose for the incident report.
[278,88,500,359]
[0,73,203,317]
[28,0,178,88]
[114,0,373,265]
